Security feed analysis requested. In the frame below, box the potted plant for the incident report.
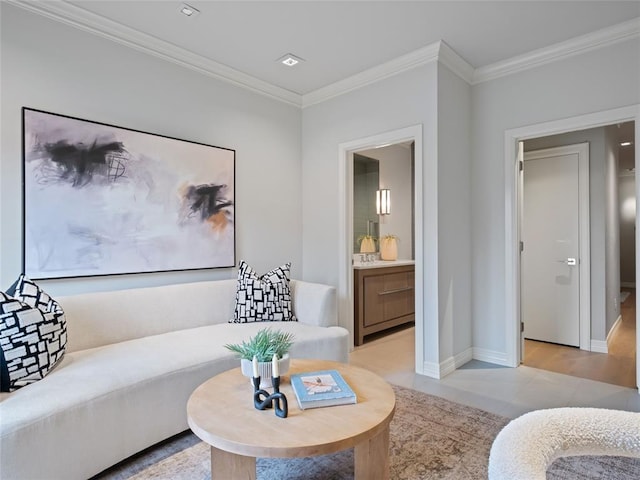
[357,234,377,253]
[224,328,294,387]
[380,234,398,261]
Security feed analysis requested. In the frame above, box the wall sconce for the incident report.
[376,189,390,215]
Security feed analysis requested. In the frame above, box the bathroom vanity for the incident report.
[353,260,415,346]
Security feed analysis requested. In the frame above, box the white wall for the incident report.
[437,65,472,364]
[302,58,472,373]
[302,62,442,368]
[358,144,413,260]
[471,38,640,357]
[604,125,621,335]
[0,4,302,296]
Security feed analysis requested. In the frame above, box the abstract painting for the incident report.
[22,108,235,279]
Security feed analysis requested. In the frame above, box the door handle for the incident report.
[557,258,577,266]
[378,286,414,296]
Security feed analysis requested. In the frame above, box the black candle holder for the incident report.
[253,375,288,418]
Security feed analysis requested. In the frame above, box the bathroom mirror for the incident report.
[353,154,379,252]
[353,143,415,260]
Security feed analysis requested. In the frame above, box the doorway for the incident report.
[505,106,639,391]
[338,125,424,374]
[521,143,590,349]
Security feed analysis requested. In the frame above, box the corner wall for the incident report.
[301,63,440,370]
[437,63,472,369]
[0,4,302,296]
[301,57,473,376]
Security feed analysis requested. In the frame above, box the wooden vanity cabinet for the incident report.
[354,264,415,345]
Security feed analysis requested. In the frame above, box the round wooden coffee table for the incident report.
[187,359,396,480]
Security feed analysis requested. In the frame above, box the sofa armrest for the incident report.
[290,280,337,328]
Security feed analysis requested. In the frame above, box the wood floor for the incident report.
[523,288,637,389]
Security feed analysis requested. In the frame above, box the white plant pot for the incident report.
[240,353,290,388]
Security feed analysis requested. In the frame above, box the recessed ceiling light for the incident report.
[277,53,305,67]
[620,141,633,146]
[179,3,200,17]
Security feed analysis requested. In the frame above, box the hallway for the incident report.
[523,288,636,388]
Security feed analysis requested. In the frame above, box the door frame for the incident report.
[521,143,591,352]
[338,125,424,373]
[505,104,640,384]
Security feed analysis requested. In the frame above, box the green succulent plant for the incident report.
[224,328,294,362]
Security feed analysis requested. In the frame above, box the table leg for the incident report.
[211,446,256,480]
[354,425,390,480]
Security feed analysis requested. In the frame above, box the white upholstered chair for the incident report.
[488,407,640,480]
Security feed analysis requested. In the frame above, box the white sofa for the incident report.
[0,279,349,480]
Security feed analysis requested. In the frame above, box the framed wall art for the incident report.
[22,107,235,279]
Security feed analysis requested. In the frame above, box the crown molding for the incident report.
[473,17,640,84]
[302,42,442,108]
[437,41,475,84]
[9,1,639,107]
[302,40,474,108]
[7,0,302,107]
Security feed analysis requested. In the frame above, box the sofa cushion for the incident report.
[232,261,296,323]
[0,278,67,392]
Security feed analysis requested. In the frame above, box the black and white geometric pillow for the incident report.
[6,275,65,317]
[231,261,297,323]
[1,275,67,392]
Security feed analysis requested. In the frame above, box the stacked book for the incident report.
[290,369,357,410]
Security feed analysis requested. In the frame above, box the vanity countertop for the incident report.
[353,259,415,270]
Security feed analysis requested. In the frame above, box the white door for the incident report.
[522,144,589,348]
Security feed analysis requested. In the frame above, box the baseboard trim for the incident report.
[441,348,474,377]
[590,339,608,354]
[621,282,636,288]
[421,361,441,379]
[472,347,510,366]
[439,356,457,378]
[606,315,623,344]
[422,348,474,379]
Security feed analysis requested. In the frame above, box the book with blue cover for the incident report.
[290,369,357,409]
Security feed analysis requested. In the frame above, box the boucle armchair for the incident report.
[488,407,640,480]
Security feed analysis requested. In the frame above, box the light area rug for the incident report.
[94,385,640,480]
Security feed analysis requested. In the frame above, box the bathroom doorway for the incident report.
[338,124,424,374]
[352,143,415,346]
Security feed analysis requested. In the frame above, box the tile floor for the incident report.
[349,326,640,420]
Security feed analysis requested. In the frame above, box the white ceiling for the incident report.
[62,0,640,95]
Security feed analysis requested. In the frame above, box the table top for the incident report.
[187,359,396,458]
